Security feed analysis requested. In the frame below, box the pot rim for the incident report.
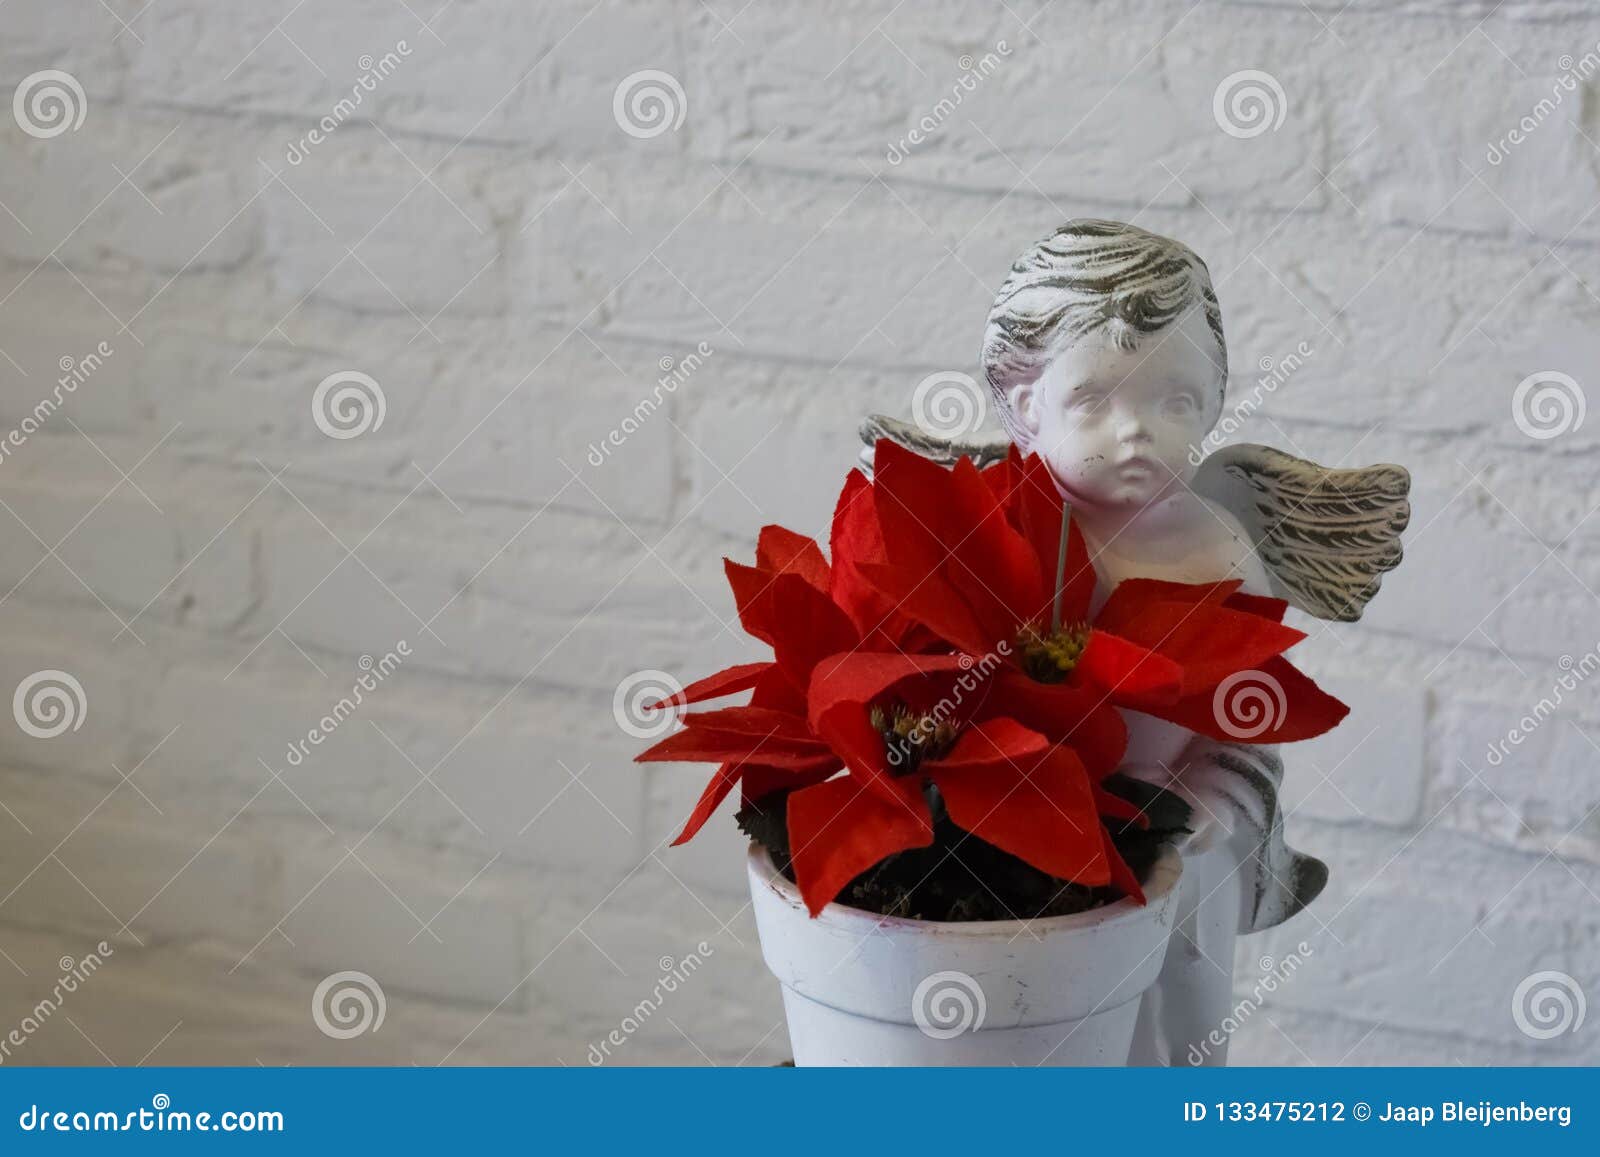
[747,839,1183,937]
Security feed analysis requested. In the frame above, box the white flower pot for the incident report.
[746,842,1184,1066]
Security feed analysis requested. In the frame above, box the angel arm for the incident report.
[1129,735,1327,934]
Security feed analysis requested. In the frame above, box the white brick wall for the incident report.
[0,0,1597,1066]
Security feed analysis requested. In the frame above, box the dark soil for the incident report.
[737,775,1190,922]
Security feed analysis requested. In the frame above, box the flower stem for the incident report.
[1051,501,1070,632]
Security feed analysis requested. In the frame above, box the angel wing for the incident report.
[1192,443,1410,622]
[856,413,1011,475]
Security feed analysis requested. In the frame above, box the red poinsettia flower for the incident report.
[635,531,857,843]
[637,469,1133,914]
[862,439,1348,752]
[637,470,946,844]
[788,651,1110,915]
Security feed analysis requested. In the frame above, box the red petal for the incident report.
[984,668,1129,777]
[933,744,1109,887]
[872,441,1047,647]
[857,562,996,656]
[1093,578,1243,636]
[1223,590,1289,622]
[756,525,830,590]
[1007,448,1056,562]
[671,763,742,845]
[829,470,906,642]
[1077,630,1183,700]
[788,775,932,916]
[941,457,1048,638]
[649,661,773,710]
[674,754,846,849]
[1093,783,1148,827]
[726,563,860,675]
[981,454,1017,506]
[678,705,825,747]
[750,663,806,714]
[1151,655,1350,743]
[811,701,922,809]
[934,717,1051,769]
[1113,601,1306,694]
[725,559,780,645]
[742,759,839,805]
[636,728,838,767]
[764,573,860,689]
[807,652,971,732]
[871,439,974,575]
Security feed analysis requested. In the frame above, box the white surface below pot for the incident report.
[747,843,1184,1066]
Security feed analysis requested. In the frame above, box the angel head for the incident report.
[982,219,1227,510]
[865,219,1408,623]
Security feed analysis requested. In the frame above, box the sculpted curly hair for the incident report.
[982,220,1228,446]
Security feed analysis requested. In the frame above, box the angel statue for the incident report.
[862,219,1409,1065]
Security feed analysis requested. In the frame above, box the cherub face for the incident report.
[1010,309,1223,511]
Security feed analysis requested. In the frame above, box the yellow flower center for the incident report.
[870,702,958,774]
[1017,622,1091,684]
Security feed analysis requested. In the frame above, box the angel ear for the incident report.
[1009,381,1041,437]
